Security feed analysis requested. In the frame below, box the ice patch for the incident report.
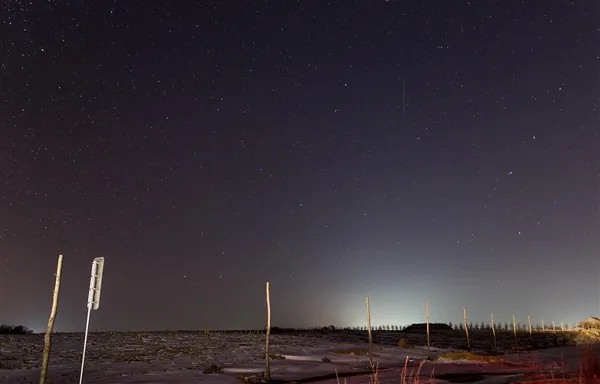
[222,367,264,373]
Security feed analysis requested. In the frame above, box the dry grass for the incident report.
[571,330,600,346]
[363,352,599,384]
[337,356,429,384]
[354,340,600,384]
[368,356,429,384]
[435,350,509,364]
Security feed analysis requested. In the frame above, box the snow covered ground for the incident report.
[0,330,595,383]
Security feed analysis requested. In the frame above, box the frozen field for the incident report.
[0,329,597,383]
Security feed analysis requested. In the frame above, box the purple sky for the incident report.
[1,0,598,332]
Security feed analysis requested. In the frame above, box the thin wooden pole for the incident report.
[425,301,430,353]
[512,315,518,352]
[463,306,470,351]
[491,312,497,351]
[40,254,63,384]
[265,282,271,381]
[366,296,373,368]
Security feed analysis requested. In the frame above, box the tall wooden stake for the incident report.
[491,312,497,352]
[366,296,373,368]
[425,301,430,353]
[463,306,470,351]
[512,315,518,352]
[40,254,63,384]
[265,282,271,381]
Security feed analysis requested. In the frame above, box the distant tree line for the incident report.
[0,324,34,335]
[270,321,573,332]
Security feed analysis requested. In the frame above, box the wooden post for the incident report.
[491,312,497,352]
[265,282,271,381]
[541,319,545,332]
[463,306,470,351]
[40,254,63,384]
[512,315,517,352]
[425,301,430,353]
[528,315,532,338]
[366,296,373,368]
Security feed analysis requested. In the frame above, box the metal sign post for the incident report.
[79,257,105,384]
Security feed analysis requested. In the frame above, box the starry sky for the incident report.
[1,1,598,333]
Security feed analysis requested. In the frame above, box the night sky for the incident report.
[1,1,598,333]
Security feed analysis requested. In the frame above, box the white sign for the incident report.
[80,257,106,384]
[87,257,105,310]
